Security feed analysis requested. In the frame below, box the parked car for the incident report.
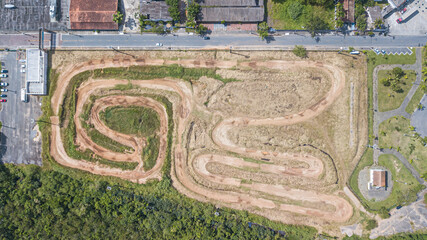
[20,69,26,73]
[0,82,8,86]
[0,94,7,97]
[0,88,8,92]
[21,65,25,68]
[0,74,7,78]
[203,36,210,40]
[155,43,163,46]
[381,49,386,54]
[401,8,407,14]
[396,18,403,23]
[0,69,7,73]
[0,99,6,102]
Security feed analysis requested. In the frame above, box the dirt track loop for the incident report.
[50,58,353,222]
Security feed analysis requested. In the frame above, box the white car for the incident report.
[0,82,8,86]
[20,69,25,73]
[0,74,7,78]
[156,43,163,46]
[21,65,25,68]
[1,88,8,92]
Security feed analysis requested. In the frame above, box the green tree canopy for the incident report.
[288,2,304,20]
[257,22,269,40]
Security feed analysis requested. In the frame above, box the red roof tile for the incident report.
[70,0,118,30]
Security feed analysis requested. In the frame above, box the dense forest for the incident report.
[0,163,317,239]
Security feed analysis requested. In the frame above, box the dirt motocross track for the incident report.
[50,56,354,226]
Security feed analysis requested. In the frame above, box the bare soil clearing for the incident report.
[49,51,367,231]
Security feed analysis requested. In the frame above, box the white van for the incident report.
[21,88,27,102]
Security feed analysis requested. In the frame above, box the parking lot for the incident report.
[0,51,42,165]
[387,0,427,35]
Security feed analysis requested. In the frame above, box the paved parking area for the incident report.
[370,188,427,239]
[0,51,42,165]
[358,168,393,201]
[411,94,427,137]
[0,0,69,31]
[373,47,413,55]
[387,0,427,35]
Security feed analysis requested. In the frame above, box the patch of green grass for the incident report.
[349,148,374,207]
[406,87,426,114]
[92,64,238,84]
[374,154,424,209]
[60,71,140,171]
[100,106,160,137]
[377,70,416,112]
[87,128,134,153]
[142,136,159,171]
[366,51,417,144]
[379,116,427,178]
[0,121,2,131]
[243,157,273,165]
[348,150,424,213]
[268,0,334,30]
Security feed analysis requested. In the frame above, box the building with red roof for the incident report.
[70,0,118,30]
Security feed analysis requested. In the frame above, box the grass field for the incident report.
[100,106,160,137]
[377,70,416,112]
[267,0,334,30]
[375,154,423,210]
[405,87,426,114]
[348,150,423,212]
[87,128,134,153]
[92,65,237,84]
[378,116,427,178]
[366,51,416,144]
[142,136,159,171]
[348,149,373,208]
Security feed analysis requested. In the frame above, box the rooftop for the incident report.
[69,0,118,30]
[367,6,383,23]
[140,0,172,21]
[372,169,387,188]
[343,0,355,23]
[26,49,47,95]
[200,7,264,22]
[198,0,263,7]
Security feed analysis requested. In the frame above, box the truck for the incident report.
[21,88,28,102]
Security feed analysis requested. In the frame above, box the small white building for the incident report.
[26,49,47,96]
[368,169,387,190]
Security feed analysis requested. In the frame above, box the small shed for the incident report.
[369,169,387,189]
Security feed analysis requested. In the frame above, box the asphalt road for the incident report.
[0,51,42,165]
[58,34,427,49]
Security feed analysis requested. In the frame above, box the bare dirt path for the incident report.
[50,57,353,223]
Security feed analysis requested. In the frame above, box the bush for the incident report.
[366,219,378,230]
[292,45,307,58]
[380,78,391,86]
[288,2,303,20]
[257,22,269,40]
[166,0,180,22]
[187,2,201,21]
[392,67,405,79]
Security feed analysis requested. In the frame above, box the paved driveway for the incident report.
[411,94,427,137]
[0,51,42,165]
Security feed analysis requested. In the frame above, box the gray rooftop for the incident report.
[26,49,47,95]
[367,6,383,22]
[198,0,263,7]
[140,0,172,21]
[200,7,264,22]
